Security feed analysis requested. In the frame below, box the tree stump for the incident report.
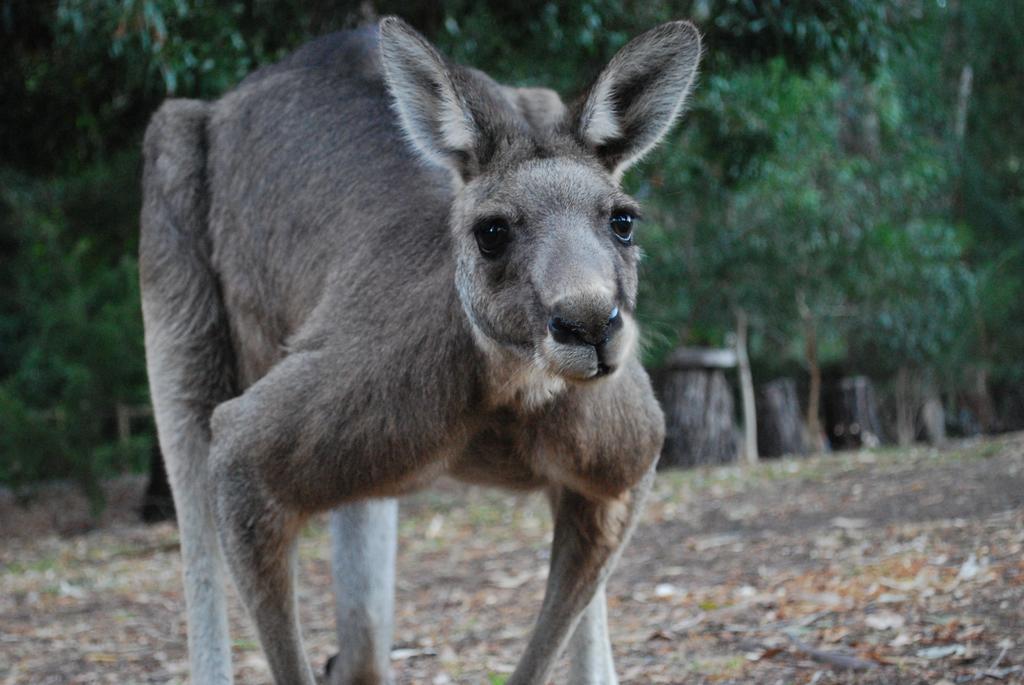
[995,382,1024,433]
[825,376,883,449]
[963,366,998,433]
[756,378,807,458]
[656,348,739,469]
[885,368,946,446]
[919,395,946,446]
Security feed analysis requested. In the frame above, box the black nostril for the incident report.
[549,307,622,347]
[548,316,585,346]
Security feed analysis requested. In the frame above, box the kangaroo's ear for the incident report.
[575,21,702,178]
[379,16,479,178]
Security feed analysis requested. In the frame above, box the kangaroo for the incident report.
[140,16,700,685]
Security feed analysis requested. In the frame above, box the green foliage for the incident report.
[435,0,903,94]
[955,2,1024,382]
[3,1,289,172]
[636,55,971,378]
[849,220,973,373]
[0,167,150,502]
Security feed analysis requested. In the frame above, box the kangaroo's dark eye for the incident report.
[610,211,636,245]
[474,219,511,258]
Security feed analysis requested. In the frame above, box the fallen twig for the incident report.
[785,633,878,671]
[958,664,1024,682]
[990,646,1008,670]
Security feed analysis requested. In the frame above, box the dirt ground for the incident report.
[2,434,1022,684]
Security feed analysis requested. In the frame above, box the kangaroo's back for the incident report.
[145,25,577,386]
[202,25,457,381]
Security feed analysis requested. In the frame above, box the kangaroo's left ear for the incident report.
[575,21,702,178]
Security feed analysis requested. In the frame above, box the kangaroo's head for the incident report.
[379,17,700,396]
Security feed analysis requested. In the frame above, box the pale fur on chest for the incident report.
[472,327,568,412]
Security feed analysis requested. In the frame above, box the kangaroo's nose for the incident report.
[548,306,621,347]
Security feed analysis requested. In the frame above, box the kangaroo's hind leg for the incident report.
[141,99,238,684]
[326,498,398,685]
[510,466,657,685]
[212,460,315,685]
[545,490,618,685]
[567,584,617,684]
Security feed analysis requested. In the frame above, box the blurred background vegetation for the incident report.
[1,1,1021,502]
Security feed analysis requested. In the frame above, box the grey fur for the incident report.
[569,586,619,685]
[328,500,397,685]
[141,16,700,685]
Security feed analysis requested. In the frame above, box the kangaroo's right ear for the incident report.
[379,17,479,179]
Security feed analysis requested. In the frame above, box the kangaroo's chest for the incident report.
[444,417,552,491]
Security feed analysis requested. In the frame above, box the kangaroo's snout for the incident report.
[548,305,621,348]
[543,294,629,380]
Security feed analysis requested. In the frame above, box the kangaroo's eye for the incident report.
[609,212,636,245]
[474,219,511,258]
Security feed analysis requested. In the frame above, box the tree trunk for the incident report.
[964,365,998,433]
[953,63,973,221]
[920,394,946,446]
[894,366,916,447]
[994,381,1024,432]
[798,294,825,452]
[734,308,758,465]
[657,366,738,469]
[756,378,807,458]
[826,377,884,450]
